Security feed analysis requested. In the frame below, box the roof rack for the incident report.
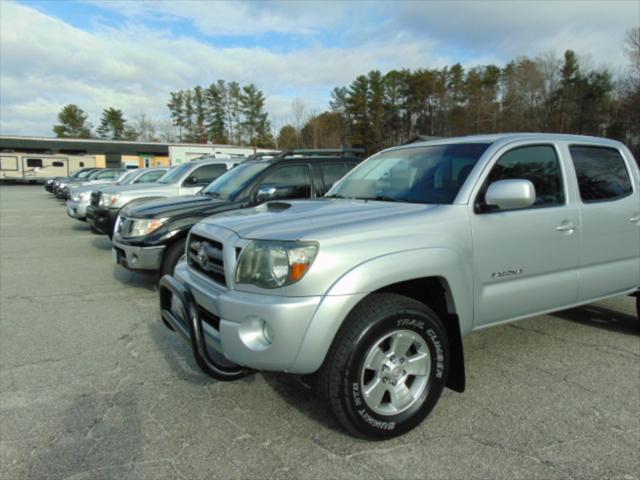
[246,151,281,160]
[277,148,366,158]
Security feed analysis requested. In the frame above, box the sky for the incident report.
[1,0,638,137]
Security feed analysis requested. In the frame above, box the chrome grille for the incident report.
[187,234,226,285]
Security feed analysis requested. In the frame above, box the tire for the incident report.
[160,238,187,277]
[636,294,639,320]
[90,225,100,234]
[317,293,450,439]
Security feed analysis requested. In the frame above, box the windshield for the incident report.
[326,143,490,204]
[156,163,191,184]
[86,170,103,180]
[201,162,270,200]
[117,170,140,185]
[73,169,93,179]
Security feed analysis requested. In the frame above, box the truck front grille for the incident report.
[90,191,101,207]
[187,234,226,286]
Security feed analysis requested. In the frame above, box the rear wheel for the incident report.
[317,293,450,439]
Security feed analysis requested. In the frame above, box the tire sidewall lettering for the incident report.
[345,310,447,434]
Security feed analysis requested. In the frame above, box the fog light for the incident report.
[238,317,273,351]
[130,254,139,265]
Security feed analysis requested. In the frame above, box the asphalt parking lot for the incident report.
[1,184,639,480]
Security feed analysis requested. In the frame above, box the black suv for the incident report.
[111,149,363,277]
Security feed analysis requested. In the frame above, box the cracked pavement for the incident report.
[1,185,639,479]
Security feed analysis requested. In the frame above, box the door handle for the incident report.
[556,222,577,233]
[630,215,640,224]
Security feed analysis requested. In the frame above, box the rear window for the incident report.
[569,146,632,202]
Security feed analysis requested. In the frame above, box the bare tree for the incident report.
[156,119,180,143]
[291,98,307,147]
[132,113,158,142]
[625,27,640,86]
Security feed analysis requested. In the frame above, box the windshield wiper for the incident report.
[204,191,221,198]
[325,194,349,199]
[355,195,410,203]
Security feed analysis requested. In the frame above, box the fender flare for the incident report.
[290,248,473,380]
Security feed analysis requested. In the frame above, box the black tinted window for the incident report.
[188,164,228,185]
[569,146,632,202]
[485,145,564,208]
[259,165,311,199]
[52,161,64,167]
[322,163,349,190]
[26,158,43,168]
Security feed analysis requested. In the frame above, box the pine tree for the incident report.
[167,91,185,140]
[193,86,207,143]
[96,107,135,140]
[53,104,92,138]
[239,84,273,147]
[205,81,227,143]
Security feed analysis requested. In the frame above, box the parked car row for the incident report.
[47,136,639,439]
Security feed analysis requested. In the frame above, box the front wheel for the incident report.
[317,293,450,439]
[160,238,187,278]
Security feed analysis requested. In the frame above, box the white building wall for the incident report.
[169,144,276,165]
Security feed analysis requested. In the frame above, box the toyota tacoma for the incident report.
[159,134,640,439]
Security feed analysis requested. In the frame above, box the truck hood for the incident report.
[125,194,231,219]
[98,183,164,194]
[200,199,434,241]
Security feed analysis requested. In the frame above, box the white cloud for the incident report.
[89,0,348,37]
[1,0,637,136]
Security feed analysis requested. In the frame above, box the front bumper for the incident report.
[56,187,69,200]
[112,239,165,271]
[86,206,118,235]
[159,261,339,374]
[66,200,84,219]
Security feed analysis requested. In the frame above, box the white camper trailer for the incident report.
[0,153,97,183]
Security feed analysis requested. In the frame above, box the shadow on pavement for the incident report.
[92,237,112,251]
[261,372,344,435]
[71,222,90,231]
[112,265,157,292]
[552,303,639,336]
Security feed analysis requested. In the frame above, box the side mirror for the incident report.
[185,176,198,185]
[485,179,536,211]
[256,186,277,203]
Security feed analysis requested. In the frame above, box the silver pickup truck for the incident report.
[86,158,238,236]
[66,167,168,221]
[160,133,640,439]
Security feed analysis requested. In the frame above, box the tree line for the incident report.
[53,106,177,142]
[52,27,639,157]
[167,81,272,147]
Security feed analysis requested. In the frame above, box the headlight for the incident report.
[70,192,80,202]
[99,193,120,207]
[234,240,318,289]
[128,218,168,237]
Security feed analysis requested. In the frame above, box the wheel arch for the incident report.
[292,248,472,393]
